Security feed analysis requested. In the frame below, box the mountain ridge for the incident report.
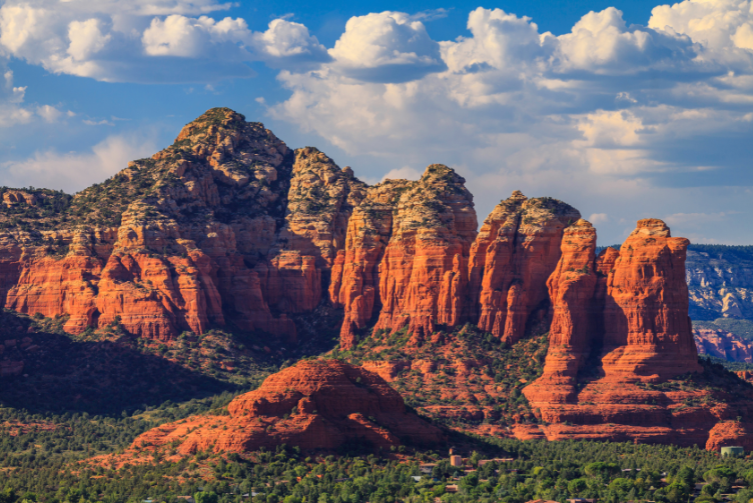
[1,107,752,453]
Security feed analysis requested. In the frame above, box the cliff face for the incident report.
[686,247,753,320]
[126,360,442,455]
[522,219,597,405]
[694,328,753,363]
[370,166,477,341]
[601,219,700,381]
[329,180,412,349]
[468,192,581,344]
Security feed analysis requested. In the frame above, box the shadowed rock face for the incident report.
[521,219,598,405]
[127,360,443,455]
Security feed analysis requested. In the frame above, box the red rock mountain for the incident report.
[330,166,477,348]
[468,192,580,344]
[0,110,367,342]
[126,359,442,455]
[2,108,748,452]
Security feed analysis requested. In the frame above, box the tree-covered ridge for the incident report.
[0,187,72,230]
[688,244,753,265]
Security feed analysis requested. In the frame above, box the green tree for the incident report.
[567,478,588,495]
[194,492,219,503]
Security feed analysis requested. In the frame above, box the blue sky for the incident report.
[0,0,752,245]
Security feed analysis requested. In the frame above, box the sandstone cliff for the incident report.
[331,166,477,348]
[694,327,753,363]
[468,192,581,344]
[126,359,442,455]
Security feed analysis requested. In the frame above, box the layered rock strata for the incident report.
[521,219,597,404]
[331,166,477,348]
[127,360,442,454]
[468,192,581,344]
[695,328,753,362]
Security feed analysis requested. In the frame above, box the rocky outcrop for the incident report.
[5,255,103,334]
[520,219,753,449]
[601,219,700,381]
[127,360,442,455]
[469,192,581,344]
[330,180,412,348]
[523,219,597,405]
[371,166,477,340]
[0,110,370,342]
[332,166,477,348]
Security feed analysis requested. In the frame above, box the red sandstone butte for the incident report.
[332,165,477,348]
[601,218,701,381]
[372,165,477,342]
[469,191,581,344]
[127,360,443,455]
[330,180,414,349]
[521,219,753,448]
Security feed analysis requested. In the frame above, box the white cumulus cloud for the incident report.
[1,132,159,193]
[268,2,753,244]
[328,11,446,83]
[0,0,330,82]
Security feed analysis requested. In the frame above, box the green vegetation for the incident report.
[1,422,753,503]
[336,325,548,427]
[0,187,72,230]
[701,355,753,372]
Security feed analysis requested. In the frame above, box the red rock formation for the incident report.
[273,148,367,269]
[522,219,747,449]
[371,165,477,341]
[0,110,365,342]
[127,360,442,455]
[706,422,753,451]
[695,328,753,363]
[94,249,227,341]
[330,180,413,348]
[5,255,103,334]
[259,148,367,318]
[469,192,581,344]
[523,219,597,405]
[601,219,701,381]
